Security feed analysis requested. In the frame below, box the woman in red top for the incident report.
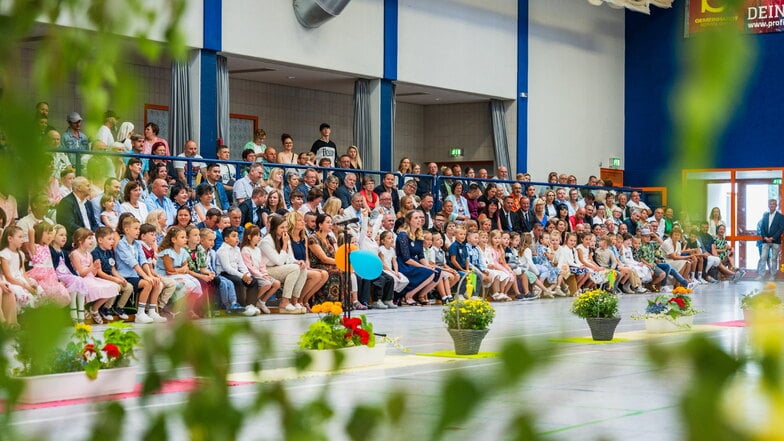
[359,177,379,210]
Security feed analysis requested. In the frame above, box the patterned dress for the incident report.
[68,249,119,303]
[533,244,562,284]
[308,234,342,303]
[27,244,70,306]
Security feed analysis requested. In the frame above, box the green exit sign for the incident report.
[450,148,463,158]
[610,157,621,168]
[774,178,782,185]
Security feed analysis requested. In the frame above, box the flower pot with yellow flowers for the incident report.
[442,298,496,355]
[571,289,621,341]
[297,302,385,371]
[13,322,141,404]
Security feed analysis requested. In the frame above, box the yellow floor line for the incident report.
[228,354,458,383]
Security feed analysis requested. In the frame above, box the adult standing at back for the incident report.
[758,199,784,280]
[311,123,337,168]
[174,140,206,186]
[61,112,90,165]
[95,110,117,147]
[142,122,170,156]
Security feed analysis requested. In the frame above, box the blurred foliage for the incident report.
[0,1,780,441]
[0,0,186,199]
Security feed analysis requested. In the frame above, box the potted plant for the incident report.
[14,322,141,404]
[741,283,783,322]
[632,288,699,333]
[442,298,496,355]
[570,289,621,341]
[297,301,385,371]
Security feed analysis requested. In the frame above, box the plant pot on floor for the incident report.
[447,328,489,355]
[644,315,694,333]
[301,343,387,372]
[16,366,138,404]
[585,317,621,341]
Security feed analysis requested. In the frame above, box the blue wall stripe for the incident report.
[203,0,222,51]
[200,50,218,159]
[381,0,398,171]
[516,0,528,174]
[383,0,398,80]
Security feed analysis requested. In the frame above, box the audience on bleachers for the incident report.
[0,106,756,329]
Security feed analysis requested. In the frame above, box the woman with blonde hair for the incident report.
[286,211,328,310]
[397,195,416,219]
[708,207,724,237]
[265,167,285,194]
[322,197,343,218]
[347,145,363,169]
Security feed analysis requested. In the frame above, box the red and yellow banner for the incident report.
[687,0,784,34]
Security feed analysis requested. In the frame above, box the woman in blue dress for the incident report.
[396,210,439,306]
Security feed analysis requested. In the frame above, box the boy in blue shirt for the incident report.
[115,217,166,324]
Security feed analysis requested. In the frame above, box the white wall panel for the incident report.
[222,0,383,77]
[397,0,517,99]
[527,0,625,183]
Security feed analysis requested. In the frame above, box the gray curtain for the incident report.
[353,79,372,167]
[217,55,230,147]
[490,99,511,172]
[169,59,192,156]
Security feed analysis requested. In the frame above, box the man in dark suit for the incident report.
[416,162,441,212]
[239,187,266,229]
[518,196,535,233]
[499,195,522,232]
[757,198,784,279]
[335,172,357,209]
[374,172,400,213]
[56,176,95,244]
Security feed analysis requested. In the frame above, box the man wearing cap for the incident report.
[96,110,117,147]
[61,112,89,164]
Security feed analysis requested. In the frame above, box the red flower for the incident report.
[342,317,361,331]
[669,297,686,309]
[82,343,96,360]
[103,343,121,358]
[357,329,370,345]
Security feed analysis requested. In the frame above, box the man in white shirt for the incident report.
[216,227,260,312]
[342,192,369,239]
[627,191,651,214]
[95,110,117,147]
[173,140,206,185]
[233,163,263,204]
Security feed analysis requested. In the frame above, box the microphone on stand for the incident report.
[335,217,359,226]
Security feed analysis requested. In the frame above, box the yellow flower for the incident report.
[74,323,92,334]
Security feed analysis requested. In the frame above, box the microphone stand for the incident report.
[338,221,358,319]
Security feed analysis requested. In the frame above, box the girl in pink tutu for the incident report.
[51,224,87,323]
[27,223,70,306]
[69,228,118,324]
[0,226,39,309]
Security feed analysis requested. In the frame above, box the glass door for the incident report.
[737,177,781,271]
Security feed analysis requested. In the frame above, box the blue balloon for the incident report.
[349,249,383,280]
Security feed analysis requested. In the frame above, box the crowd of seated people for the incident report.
[0,105,746,327]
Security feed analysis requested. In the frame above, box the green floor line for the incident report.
[538,405,677,435]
